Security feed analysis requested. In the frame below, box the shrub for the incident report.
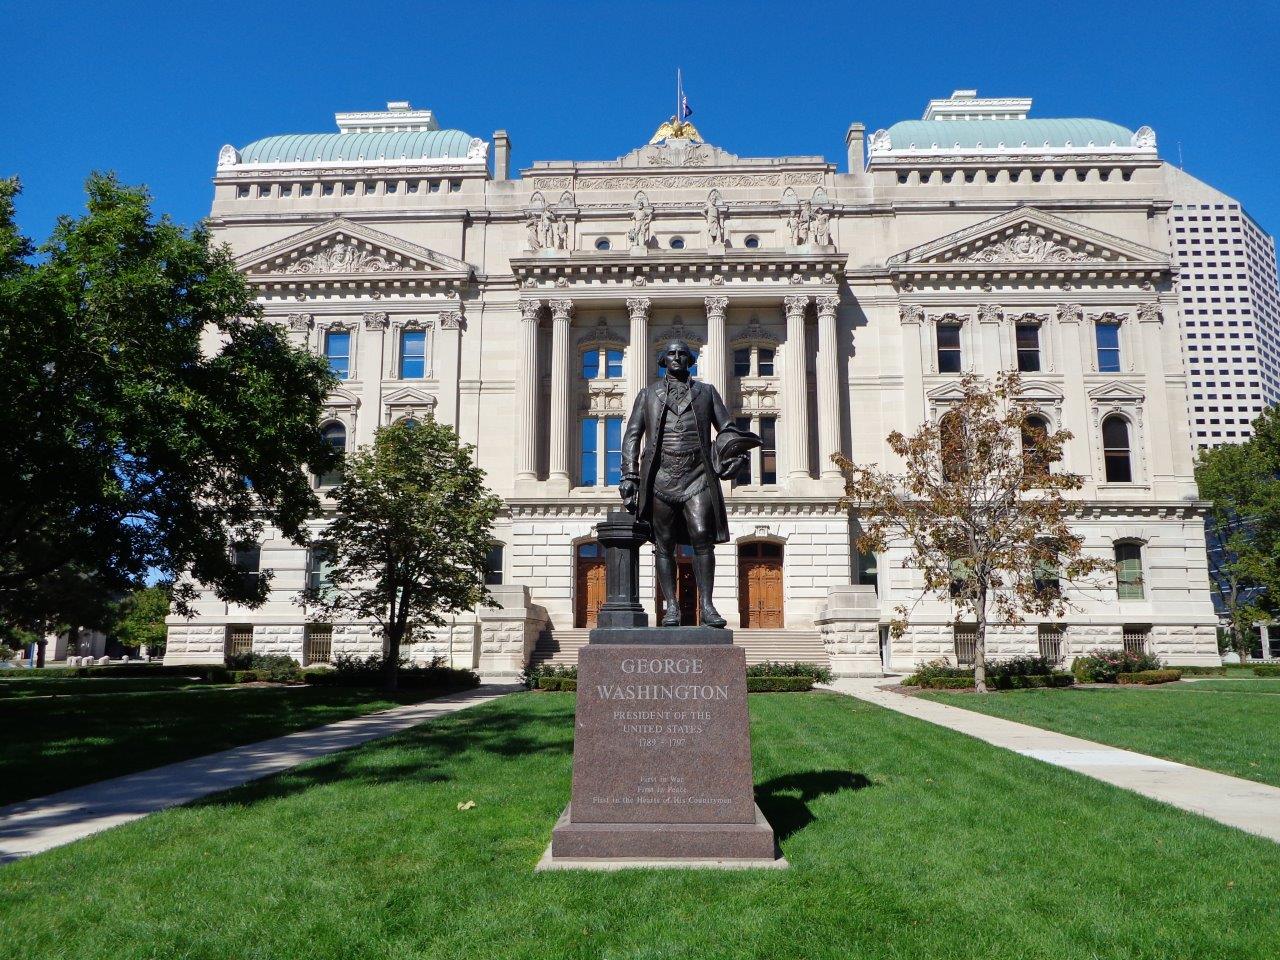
[522,663,577,690]
[1071,648,1164,683]
[918,676,975,690]
[904,659,971,686]
[537,676,562,691]
[1116,669,1183,685]
[559,678,577,692]
[745,661,833,683]
[747,676,813,692]
[225,653,302,682]
[1178,665,1227,676]
[989,673,1075,690]
[986,655,1060,681]
[4,664,233,682]
[1252,664,1280,677]
[303,653,478,690]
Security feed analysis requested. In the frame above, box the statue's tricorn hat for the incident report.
[713,422,763,478]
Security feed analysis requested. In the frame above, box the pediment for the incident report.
[888,207,1168,271]
[1016,378,1065,402]
[1088,380,1145,401]
[236,219,473,281]
[926,381,970,402]
[383,386,438,406]
[323,387,361,409]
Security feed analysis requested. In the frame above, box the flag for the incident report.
[681,95,693,120]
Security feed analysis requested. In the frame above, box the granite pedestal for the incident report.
[545,626,781,869]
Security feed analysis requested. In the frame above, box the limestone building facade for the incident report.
[165,92,1222,676]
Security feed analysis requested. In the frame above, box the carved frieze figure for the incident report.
[525,213,543,252]
[538,207,556,250]
[811,206,831,246]
[627,200,653,248]
[285,242,391,274]
[619,340,760,628]
[704,195,725,246]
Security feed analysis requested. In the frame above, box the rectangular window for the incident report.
[954,625,977,667]
[604,417,623,486]
[1038,624,1064,664]
[1115,543,1145,600]
[325,330,351,379]
[399,329,426,379]
[304,624,333,665]
[760,416,777,485]
[1016,323,1041,372]
[233,543,261,595]
[1122,625,1150,655]
[582,349,599,380]
[225,625,254,658]
[605,348,623,378]
[484,544,504,585]
[937,323,962,373]
[733,348,751,377]
[758,347,775,376]
[307,547,334,597]
[1096,323,1122,372]
[580,418,597,487]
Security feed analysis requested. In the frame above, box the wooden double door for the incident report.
[575,542,607,628]
[739,541,784,629]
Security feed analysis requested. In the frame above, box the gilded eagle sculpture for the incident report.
[649,116,703,144]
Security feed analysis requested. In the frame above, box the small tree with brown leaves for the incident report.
[834,372,1110,692]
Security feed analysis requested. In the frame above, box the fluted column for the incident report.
[783,294,811,483]
[703,296,729,395]
[547,298,574,485]
[515,300,542,482]
[815,294,842,479]
[626,297,651,409]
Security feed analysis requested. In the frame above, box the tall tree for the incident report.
[1196,406,1280,662]
[110,583,173,656]
[0,174,338,628]
[835,372,1110,692]
[299,420,502,690]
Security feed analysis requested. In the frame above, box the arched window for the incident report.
[1021,414,1052,479]
[1114,541,1145,599]
[317,422,346,488]
[1102,415,1133,483]
[940,411,965,482]
[743,235,760,249]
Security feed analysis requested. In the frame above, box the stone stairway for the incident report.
[529,628,827,667]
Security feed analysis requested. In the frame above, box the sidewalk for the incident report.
[0,684,519,863]
[825,677,1280,844]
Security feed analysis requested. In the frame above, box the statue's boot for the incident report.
[693,547,727,628]
[655,551,682,626]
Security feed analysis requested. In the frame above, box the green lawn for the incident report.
[923,683,1280,786]
[0,685,452,806]
[0,675,219,699]
[1,692,1277,960]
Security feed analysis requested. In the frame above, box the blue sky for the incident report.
[3,1,1278,240]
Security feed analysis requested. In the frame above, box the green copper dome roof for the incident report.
[237,129,476,164]
[883,118,1136,151]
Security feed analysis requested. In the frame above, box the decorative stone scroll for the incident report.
[954,233,1091,264]
[284,242,399,274]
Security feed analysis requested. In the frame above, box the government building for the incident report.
[164,90,1224,677]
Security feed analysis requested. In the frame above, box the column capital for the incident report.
[548,298,574,321]
[438,310,464,330]
[361,310,389,331]
[1136,302,1162,324]
[899,303,924,325]
[518,299,543,323]
[815,294,840,319]
[704,295,729,317]
[286,312,314,331]
[1057,303,1083,324]
[977,303,1003,324]
[784,294,811,319]
[626,296,651,318]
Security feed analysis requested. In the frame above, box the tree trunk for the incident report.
[974,587,988,694]
[384,626,401,691]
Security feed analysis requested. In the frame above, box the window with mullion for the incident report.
[325,329,351,380]
[399,329,426,379]
[1016,323,1042,372]
[578,416,624,487]
[937,323,962,373]
[1114,542,1145,600]
[1095,322,1122,373]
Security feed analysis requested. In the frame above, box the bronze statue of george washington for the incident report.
[619,339,760,628]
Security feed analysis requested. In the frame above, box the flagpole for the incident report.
[676,67,682,121]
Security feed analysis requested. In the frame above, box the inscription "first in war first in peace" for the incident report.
[593,657,730,703]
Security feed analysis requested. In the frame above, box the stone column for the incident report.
[1137,301,1175,485]
[1055,304,1089,475]
[626,297,651,410]
[515,300,542,482]
[783,294,811,483]
[815,294,842,480]
[436,308,463,431]
[899,304,926,429]
[703,296,729,395]
[360,311,389,442]
[977,303,1004,375]
[547,298,574,486]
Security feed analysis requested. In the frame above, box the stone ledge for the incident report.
[545,804,782,865]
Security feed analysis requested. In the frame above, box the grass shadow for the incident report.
[755,770,873,841]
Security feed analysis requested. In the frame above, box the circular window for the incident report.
[595,237,611,251]
[669,236,686,250]
[743,235,760,249]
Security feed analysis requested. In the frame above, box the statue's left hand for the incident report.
[719,455,749,480]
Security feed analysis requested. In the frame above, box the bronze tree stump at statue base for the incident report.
[543,629,784,870]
